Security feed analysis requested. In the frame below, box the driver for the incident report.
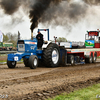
[36,31,43,49]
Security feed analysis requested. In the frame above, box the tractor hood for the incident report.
[17,38,37,53]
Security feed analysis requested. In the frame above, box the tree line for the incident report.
[3,32,18,47]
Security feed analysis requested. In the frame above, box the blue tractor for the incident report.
[7,29,66,69]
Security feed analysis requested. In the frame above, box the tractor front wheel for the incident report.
[23,58,30,67]
[7,60,16,68]
[29,55,38,69]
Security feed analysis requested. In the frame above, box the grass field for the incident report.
[0,54,23,64]
[0,60,6,62]
[48,83,100,100]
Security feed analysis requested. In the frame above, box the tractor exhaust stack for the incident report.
[31,30,33,40]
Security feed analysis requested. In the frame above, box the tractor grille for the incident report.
[18,44,25,51]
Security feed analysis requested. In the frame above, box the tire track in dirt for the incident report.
[0,63,100,86]
[0,62,100,99]
[0,56,100,100]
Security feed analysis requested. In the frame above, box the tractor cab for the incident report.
[85,31,100,48]
[17,29,51,53]
[37,29,52,49]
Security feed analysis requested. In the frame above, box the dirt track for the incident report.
[0,60,100,100]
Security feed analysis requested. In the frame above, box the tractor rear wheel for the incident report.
[23,58,29,67]
[43,43,60,67]
[7,60,16,68]
[29,55,38,69]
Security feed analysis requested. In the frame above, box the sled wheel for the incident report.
[85,53,93,63]
[92,52,97,63]
[67,55,75,65]
[70,55,75,65]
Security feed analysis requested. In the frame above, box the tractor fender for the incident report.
[42,41,52,48]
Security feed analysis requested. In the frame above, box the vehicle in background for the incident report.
[0,42,16,51]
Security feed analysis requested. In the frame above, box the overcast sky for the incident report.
[0,0,100,42]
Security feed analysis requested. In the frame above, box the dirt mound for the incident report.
[14,77,100,100]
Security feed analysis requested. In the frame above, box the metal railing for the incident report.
[0,51,17,54]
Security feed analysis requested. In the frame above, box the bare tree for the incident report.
[56,37,67,42]
[5,32,18,47]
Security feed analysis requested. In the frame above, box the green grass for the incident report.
[0,54,7,63]
[0,60,6,62]
[0,59,23,64]
[48,84,100,100]
[0,54,7,56]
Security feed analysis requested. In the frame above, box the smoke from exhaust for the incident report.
[29,0,64,32]
[0,0,30,15]
[0,0,100,32]
[0,0,30,28]
[0,0,21,15]
[29,0,88,32]
[41,2,87,27]
[83,0,100,5]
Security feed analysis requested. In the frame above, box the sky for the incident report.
[0,0,100,42]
